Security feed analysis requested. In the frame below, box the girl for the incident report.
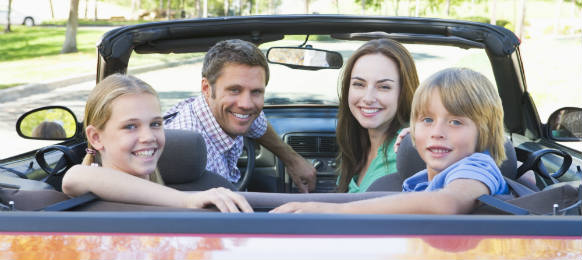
[62,74,252,213]
[272,68,508,214]
[336,38,419,193]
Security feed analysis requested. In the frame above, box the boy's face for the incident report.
[413,91,478,178]
[203,63,266,138]
[89,93,165,179]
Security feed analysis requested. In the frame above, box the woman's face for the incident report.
[348,53,401,134]
[91,93,165,178]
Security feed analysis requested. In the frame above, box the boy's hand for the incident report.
[393,128,411,153]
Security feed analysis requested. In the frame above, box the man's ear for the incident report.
[85,125,104,151]
[201,77,211,100]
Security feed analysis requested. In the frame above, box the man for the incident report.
[164,39,317,192]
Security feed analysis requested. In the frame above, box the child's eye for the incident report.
[421,117,433,123]
[450,120,463,126]
[123,124,137,130]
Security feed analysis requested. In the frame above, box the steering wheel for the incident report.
[516,149,572,188]
[234,137,255,191]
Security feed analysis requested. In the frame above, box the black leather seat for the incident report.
[158,129,236,191]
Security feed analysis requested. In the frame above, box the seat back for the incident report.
[158,129,235,191]
[367,134,518,192]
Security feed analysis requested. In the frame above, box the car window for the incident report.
[128,36,496,110]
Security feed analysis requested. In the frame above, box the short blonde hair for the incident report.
[82,73,164,184]
[410,68,506,166]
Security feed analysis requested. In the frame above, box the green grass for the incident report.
[0,26,107,62]
[0,25,202,89]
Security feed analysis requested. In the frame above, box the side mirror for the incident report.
[266,47,343,70]
[546,107,582,142]
[16,106,79,141]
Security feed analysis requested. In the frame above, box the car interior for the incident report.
[0,16,580,217]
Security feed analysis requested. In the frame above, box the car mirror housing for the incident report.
[547,107,582,142]
[16,106,79,141]
[266,47,343,70]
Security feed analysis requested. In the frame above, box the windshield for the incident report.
[128,35,496,111]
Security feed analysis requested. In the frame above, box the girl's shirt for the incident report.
[346,132,399,193]
[402,152,509,195]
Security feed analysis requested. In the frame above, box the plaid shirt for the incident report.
[164,96,267,183]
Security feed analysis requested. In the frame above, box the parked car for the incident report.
[0,8,41,26]
[0,15,580,258]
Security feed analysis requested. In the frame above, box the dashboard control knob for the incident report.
[312,159,324,170]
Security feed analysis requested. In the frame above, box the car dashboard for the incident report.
[246,106,339,193]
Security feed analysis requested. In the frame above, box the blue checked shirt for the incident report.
[164,96,267,182]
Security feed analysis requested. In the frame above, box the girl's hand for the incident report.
[187,187,253,213]
[270,202,340,214]
[393,127,411,153]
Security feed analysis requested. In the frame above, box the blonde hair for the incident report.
[410,68,506,166]
[82,74,164,184]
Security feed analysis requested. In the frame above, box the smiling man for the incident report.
[164,39,316,192]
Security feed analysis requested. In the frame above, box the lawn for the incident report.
[0,25,201,89]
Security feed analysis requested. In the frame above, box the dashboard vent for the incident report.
[287,136,317,153]
[287,134,337,155]
[319,136,338,153]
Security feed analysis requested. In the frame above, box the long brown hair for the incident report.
[82,73,164,184]
[336,39,419,192]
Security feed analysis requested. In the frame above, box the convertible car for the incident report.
[0,15,580,258]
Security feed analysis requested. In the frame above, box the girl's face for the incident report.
[348,53,401,134]
[90,93,165,178]
[414,91,479,178]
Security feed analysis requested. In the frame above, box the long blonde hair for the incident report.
[410,68,506,166]
[81,74,164,184]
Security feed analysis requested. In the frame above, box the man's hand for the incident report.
[285,155,317,193]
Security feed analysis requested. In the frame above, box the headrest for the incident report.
[396,134,518,180]
[157,129,207,184]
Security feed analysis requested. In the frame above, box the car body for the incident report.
[0,15,580,258]
[0,8,41,26]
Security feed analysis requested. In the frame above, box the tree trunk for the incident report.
[305,0,310,14]
[361,0,365,14]
[4,0,12,33]
[167,0,171,19]
[516,0,526,39]
[393,0,400,15]
[62,0,79,53]
[414,0,419,16]
[445,0,450,17]
[49,0,55,19]
[490,0,497,25]
[84,0,89,18]
[335,0,340,13]
[203,0,208,17]
[224,0,229,16]
[93,0,98,21]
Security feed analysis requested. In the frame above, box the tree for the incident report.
[4,0,12,33]
[61,0,80,53]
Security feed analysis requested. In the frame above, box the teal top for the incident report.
[338,130,400,193]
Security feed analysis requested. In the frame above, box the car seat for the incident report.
[367,134,524,193]
[157,129,236,191]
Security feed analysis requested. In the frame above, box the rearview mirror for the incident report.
[16,106,79,140]
[547,107,582,142]
[266,47,343,70]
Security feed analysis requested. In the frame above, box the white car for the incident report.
[0,8,41,26]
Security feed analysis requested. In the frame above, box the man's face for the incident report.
[203,63,266,137]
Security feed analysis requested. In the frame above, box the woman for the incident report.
[336,38,419,193]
